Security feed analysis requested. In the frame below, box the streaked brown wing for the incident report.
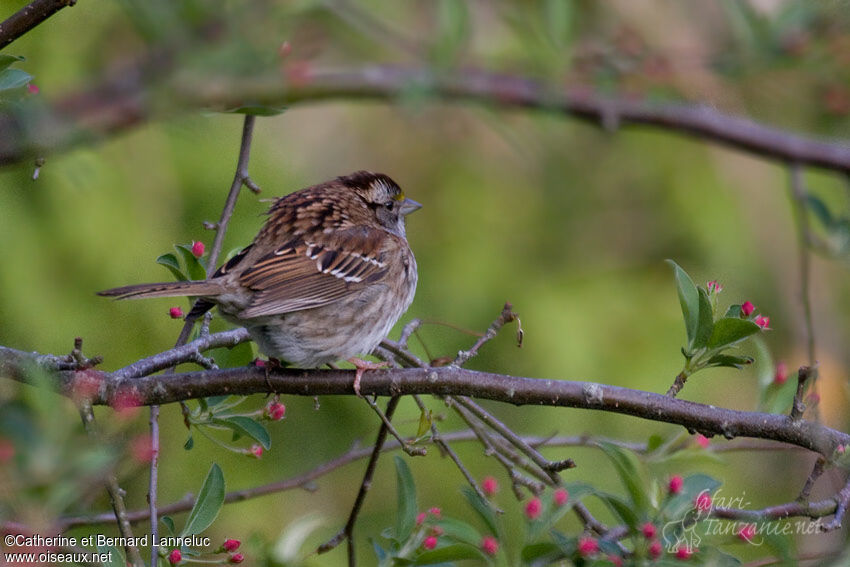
[236,227,389,318]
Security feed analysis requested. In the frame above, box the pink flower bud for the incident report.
[755,315,770,329]
[169,306,184,319]
[648,540,662,560]
[27,83,39,94]
[480,536,499,556]
[695,492,712,511]
[578,537,599,557]
[250,444,263,458]
[675,546,694,560]
[229,553,244,564]
[607,554,624,567]
[130,435,154,463]
[668,475,684,495]
[641,522,656,539]
[266,401,286,421]
[428,507,441,518]
[416,512,427,526]
[695,434,710,448]
[707,280,722,293]
[191,241,205,258]
[553,488,569,507]
[430,526,443,536]
[738,524,756,542]
[253,358,266,368]
[741,301,755,316]
[423,535,438,550]
[774,362,788,385]
[167,549,182,564]
[222,539,241,552]
[524,497,542,520]
[481,476,499,496]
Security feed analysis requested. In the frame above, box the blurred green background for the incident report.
[1,0,850,565]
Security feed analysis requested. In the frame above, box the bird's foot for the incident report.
[347,358,389,397]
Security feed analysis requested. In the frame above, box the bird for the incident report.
[99,171,420,394]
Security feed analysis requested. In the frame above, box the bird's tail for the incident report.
[97,280,225,300]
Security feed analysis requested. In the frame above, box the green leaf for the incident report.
[596,492,640,529]
[521,541,564,564]
[646,434,665,452]
[161,515,176,536]
[183,435,194,450]
[0,55,24,73]
[435,517,482,546]
[205,396,230,407]
[724,304,742,318]
[0,68,32,91]
[460,486,499,539]
[97,545,125,567]
[181,463,225,536]
[175,243,207,281]
[213,416,271,450]
[416,409,432,438]
[706,354,753,369]
[692,287,714,349]
[394,456,418,543]
[662,474,720,521]
[707,317,761,349]
[597,442,651,517]
[806,195,833,227]
[224,103,287,116]
[666,260,699,349]
[157,253,187,281]
[414,543,486,564]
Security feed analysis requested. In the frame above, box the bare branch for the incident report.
[0,0,77,50]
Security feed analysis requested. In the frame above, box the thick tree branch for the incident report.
[3,66,850,174]
[2,343,846,457]
[0,0,76,50]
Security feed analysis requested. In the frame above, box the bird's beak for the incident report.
[400,198,422,216]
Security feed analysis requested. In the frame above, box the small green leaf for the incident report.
[666,260,700,348]
[521,541,564,564]
[157,253,187,281]
[0,68,32,91]
[707,317,761,349]
[692,287,714,349]
[460,486,500,539]
[435,517,482,546]
[205,396,230,407]
[161,516,176,536]
[646,434,665,452]
[394,456,418,542]
[0,55,24,73]
[706,354,753,369]
[97,545,125,567]
[806,195,833,227]
[183,435,194,450]
[414,543,486,564]
[596,492,640,529]
[597,442,651,517]
[213,416,271,450]
[181,463,225,536]
[724,304,742,318]
[176,244,208,281]
[416,409,432,438]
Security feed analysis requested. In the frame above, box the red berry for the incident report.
[480,536,499,556]
[774,362,788,385]
[266,401,286,421]
[741,301,755,316]
[648,539,662,559]
[553,488,569,507]
[167,549,182,564]
[524,497,542,520]
[578,537,599,557]
[222,539,241,552]
[169,306,184,319]
[738,524,757,542]
[250,444,263,458]
[641,522,656,539]
[668,475,684,495]
[191,241,205,258]
[481,476,499,496]
[423,535,438,550]
[229,553,244,564]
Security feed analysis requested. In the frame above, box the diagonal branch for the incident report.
[0,0,77,50]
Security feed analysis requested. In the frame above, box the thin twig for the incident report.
[0,0,76,50]
[78,404,144,567]
[454,302,521,366]
[790,365,814,421]
[822,475,850,531]
[361,394,426,456]
[797,456,827,501]
[317,396,402,564]
[666,370,688,398]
